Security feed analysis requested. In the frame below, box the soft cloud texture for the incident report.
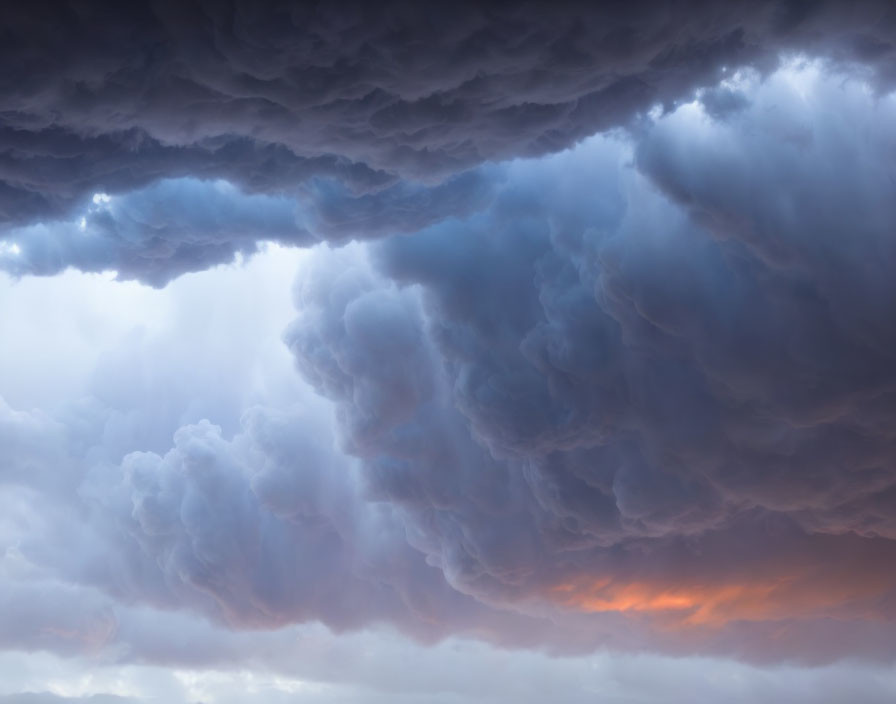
[0,181,310,286]
[284,63,896,660]
[0,170,498,285]
[2,13,896,703]
[2,2,896,283]
[5,640,896,704]
[3,62,895,669]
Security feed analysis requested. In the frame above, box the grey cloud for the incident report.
[0,577,118,657]
[87,411,440,633]
[4,48,896,670]
[2,1,896,283]
[0,395,109,496]
[0,169,498,286]
[280,69,896,660]
[0,697,133,704]
[300,168,499,242]
[0,179,310,286]
[6,648,896,704]
[7,394,576,652]
[283,244,553,603]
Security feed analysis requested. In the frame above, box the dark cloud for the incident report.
[0,168,497,285]
[2,1,896,283]
[279,68,896,660]
[300,168,499,243]
[3,6,896,672]
[5,64,895,664]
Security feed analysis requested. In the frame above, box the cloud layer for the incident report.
[2,1,896,282]
[278,68,896,658]
[2,7,896,701]
[2,61,895,671]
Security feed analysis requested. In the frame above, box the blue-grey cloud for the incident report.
[280,65,896,660]
[3,58,896,670]
[0,170,498,285]
[2,1,896,283]
[0,180,308,285]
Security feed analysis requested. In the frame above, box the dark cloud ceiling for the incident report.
[1,0,895,282]
[1,0,896,671]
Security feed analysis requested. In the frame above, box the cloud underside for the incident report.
[1,1,896,670]
[1,1,896,281]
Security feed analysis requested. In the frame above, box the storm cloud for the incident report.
[2,4,896,702]
[2,1,896,282]
[277,69,896,658]
[2,61,894,668]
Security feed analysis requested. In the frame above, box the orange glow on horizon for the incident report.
[548,572,893,628]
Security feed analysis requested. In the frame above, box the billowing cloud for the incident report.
[0,170,499,285]
[2,1,896,283]
[279,63,896,660]
[3,12,896,699]
[0,251,584,662]
[3,63,896,666]
[0,181,310,286]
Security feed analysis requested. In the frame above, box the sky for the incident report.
[1,2,896,702]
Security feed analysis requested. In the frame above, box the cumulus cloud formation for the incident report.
[4,61,895,669]
[0,181,309,285]
[0,170,500,285]
[283,63,896,660]
[3,4,896,702]
[2,1,896,282]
